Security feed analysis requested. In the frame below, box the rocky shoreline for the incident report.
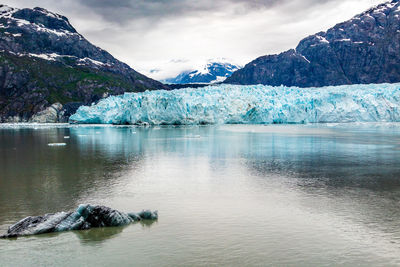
[0,102,81,123]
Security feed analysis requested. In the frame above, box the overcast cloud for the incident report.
[3,0,386,80]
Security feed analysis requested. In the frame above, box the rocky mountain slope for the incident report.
[165,60,241,84]
[0,5,167,122]
[225,0,400,87]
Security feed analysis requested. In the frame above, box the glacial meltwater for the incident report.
[1,123,400,266]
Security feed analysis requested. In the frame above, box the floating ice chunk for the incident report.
[69,83,400,125]
[1,204,158,238]
[48,143,66,146]
[64,136,70,139]
[185,135,201,139]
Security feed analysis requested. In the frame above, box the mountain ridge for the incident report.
[225,0,400,87]
[0,5,167,122]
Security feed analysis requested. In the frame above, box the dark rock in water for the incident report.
[0,204,158,238]
[225,0,400,87]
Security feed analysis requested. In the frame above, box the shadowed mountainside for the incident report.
[225,0,400,87]
[0,5,168,122]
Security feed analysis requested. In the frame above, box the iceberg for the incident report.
[69,83,400,125]
[1,204,158,238]
[48,143,67,146]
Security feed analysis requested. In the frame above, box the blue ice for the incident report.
[69,83,400,125]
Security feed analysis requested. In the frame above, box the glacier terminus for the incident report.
[69,83,400,125]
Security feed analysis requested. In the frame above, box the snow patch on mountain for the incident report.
[77,57,107,66]
[0,5,17,17]
[29,53,58,61]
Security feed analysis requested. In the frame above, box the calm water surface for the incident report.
[0,123,400,266]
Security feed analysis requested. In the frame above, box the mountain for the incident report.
[0,5,167,122]
[225,0,400,87]
[164,60,241,84]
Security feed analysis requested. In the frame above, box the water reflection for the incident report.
[1,124,400,226]
[74,226,126,244]
[1,124,400,265]
[240,126,400,250]
[0,127,145,229]
[74,219,157,245]
[2,220,158,246]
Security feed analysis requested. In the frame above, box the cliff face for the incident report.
[0,5,167,122]
[225,0,400,87]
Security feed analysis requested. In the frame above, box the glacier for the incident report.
[1,204,158,238]
[69,83,400,125]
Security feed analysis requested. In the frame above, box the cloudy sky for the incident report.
[4,0,386,80]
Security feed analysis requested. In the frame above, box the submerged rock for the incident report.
[0,204,158,238]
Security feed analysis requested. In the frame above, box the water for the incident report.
[0,123,400,266]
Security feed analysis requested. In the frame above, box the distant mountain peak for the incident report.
[165,59,242,84]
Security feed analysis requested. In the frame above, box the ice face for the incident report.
[1,204,158,238]
[69,83,400,125]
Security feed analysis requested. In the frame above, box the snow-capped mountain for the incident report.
[226,0,400,87]
[0,5,166,122]
[164,60,241,84]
